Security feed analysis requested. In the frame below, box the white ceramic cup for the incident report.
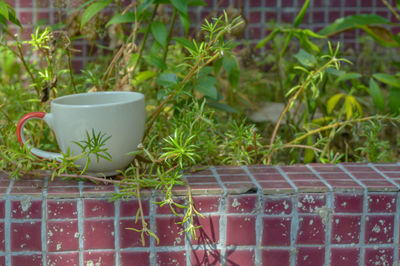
[17,91,145,176]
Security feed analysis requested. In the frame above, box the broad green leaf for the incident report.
[325,67,345,76]
[389,87,400,114]
[195,76,218,99]
[369,78,385,112]
[223,55,239,88]
[344,96,353,119]
[0,14,6,26]
[188,0,207,6]
[156,73,178,88]
[73,0,96,12]
[294,49,316,67]
[173,37,196,52]
[151,21,167,47]
[336,72,362,83]
[327,93,345,114]
[170,0,188,15]
[255,30,278,48]
[81,0,112,28]
[106,12,135,27]
[178,12,190,35]
[360,25,398,47]
[207,101,238,113]
[304,135,315,164]
[0,1,9,20]
[144,54,166,70]
[133,71,157,86]
[318,14,390,36]
[373,73,400,88]
[294,0,310,27]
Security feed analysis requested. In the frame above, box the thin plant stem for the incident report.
[381,0,400,22]
[163,8,177,62]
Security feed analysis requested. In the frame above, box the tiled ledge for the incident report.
[0,163,400,266]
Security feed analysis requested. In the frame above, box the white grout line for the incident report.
[337,164,367,266]
[114,184,120,266]
[275,166,298,193]
[242,165,264,266]
[77,181,84,266]
[4,178,14,266]
[41,176,48,266]
[306,165,333,192]
[210,166,227,265]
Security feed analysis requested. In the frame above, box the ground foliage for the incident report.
[0,0,400,244]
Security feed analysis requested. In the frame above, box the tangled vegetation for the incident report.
[1,0,400,244]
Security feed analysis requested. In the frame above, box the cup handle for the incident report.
[16,112,63,161]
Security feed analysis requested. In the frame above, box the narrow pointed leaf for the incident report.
[369,78,385,112]
[327,93,345,114]
[294,0,310,27]
[373,73,400,88]
[81,0,112,28]
[151,21,167,47]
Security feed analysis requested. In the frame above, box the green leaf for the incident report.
[397,0,400,10]
[294,0,310,27]
[223,55,240,88]
[106,12,135,27]
[151,21,167,47]
[294,49,316,67]
[324,67,345,76]
[301,29,325,39]
[256,30,278,48]
[156,73,178,88]
[133,71,157,86]
[207,101,238,113]
[360,25,398,47]
[188,0,207,6]
[373,73,400,88]
[369,78,385,112]
[327,93,345,114]
[171,0,188,15]
[304,135,315,163]
[296,33,320,53]
[0,1,9,20]
[81,0,112,28]
[318,14,390,36]
[178,12,190,35]
[173,37,196,52]
[389,87,400,114]
[195,76,218,99]
[336,72,362,83]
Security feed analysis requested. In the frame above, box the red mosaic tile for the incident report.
[343,165,373,172]
[47,252,79,266]
[261,249,290,266]
[192,215,220,245]
[186,176,217,184]
[83,220,115,249]
[19,11,33,25]
[120,252,149,266]
[364,248,394,266]
[120,199,149,217]
[11,222,42,251]
[227,195,257,213]
[156,216,185,246]
[247,166,279,174]
[193,196,220,212]
[10,186,42,196]
[186,183,223,195]
[0,201,4,219]
[296,247,325,266]
[331,215,361,244]
[12,255,43,265]
[351,172,386,180]
[310,164,344,173]
[119,219,149,248]
[293,181,330,192]
[286,173,319,181]
[319,173,352,180]
[252,174,286,181]
[215,167,246,175]
[330,248,360,266]
[84,251,115,266]
[386,172,400,178]
[280,165,312,173]
[226,249,254,266]
[19,0,33,7]
[262,217,291,246]
[220,175,252,183]
[367,193,397,213]
[37,0,49,8]
[248,11,261,23]
[365,215,394,244]
[298,193,326,213]
[47,200,77,219]
[84,199,115,217]
[11,199,41,219]
[192,249,221,266]
[259,181,295,194]
[326,180,363,190]
[264,196,292,215]
[81,184,116,196]
[0,223,4,251]
[226,215,256,245]
[334,193,363,213]
[362,180,398,191]
[156,251,186,266]
[47,220,79,252]
[374,165,400,172]
[296,215,325,245]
